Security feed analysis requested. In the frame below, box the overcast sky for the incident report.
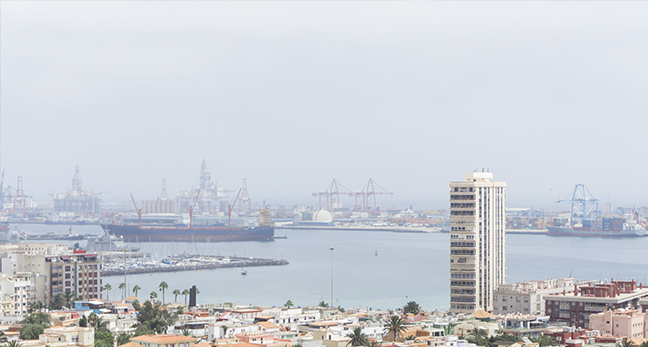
[2,2,648,210]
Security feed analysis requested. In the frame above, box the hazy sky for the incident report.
[2,2,648,210]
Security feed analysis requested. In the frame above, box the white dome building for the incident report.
[313,209,333,223]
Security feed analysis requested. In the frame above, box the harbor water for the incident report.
[10,224,648,310]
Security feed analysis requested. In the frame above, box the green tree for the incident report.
[79,316,88,327]
[383,315,407,342]
[49,293,65,310]
[182,289,190,306]
[173,289,181,303]
[133,285,141,298]
[150,291,158,301]
[405,335,421,343]
[104,283,112,301]
[117,333,133,346]
[284,300,294,308]
[0,331,7,344]
[119,283,126,300]
[159,281,169,305]
[368,341,383,347]
[617,339,636,347]
[346,326,369,347]
[530,335,558,347]
[5,341,22,347]
[318,301,329,307]
[640,341,648,347]
[63,290,76,308]
[181,329,195,337]
[132,300,177,335]
[403,301,421,315]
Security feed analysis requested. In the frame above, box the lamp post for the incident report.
[328,247,334,307]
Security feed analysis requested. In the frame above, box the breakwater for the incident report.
[101,257,289,277]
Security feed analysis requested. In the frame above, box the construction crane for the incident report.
[159,179,169,201]
[354,179,393,212]
[237,179,251,215]
[189,191,200,228]
[556,184,599,227]
[130,194,142,229]
[312,179,353,212]
[13,177,26,216]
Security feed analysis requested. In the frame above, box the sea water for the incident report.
[11,224,648,310]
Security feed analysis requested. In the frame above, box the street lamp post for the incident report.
[328,247,334,307]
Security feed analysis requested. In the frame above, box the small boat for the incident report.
[375,250,378,256]
[241,269,248,275]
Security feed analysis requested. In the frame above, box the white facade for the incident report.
[493,278,579,315]
[449,172,506,314]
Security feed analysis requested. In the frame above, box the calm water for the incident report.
[11,224,648,310]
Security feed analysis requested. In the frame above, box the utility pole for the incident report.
[328,247,334,307]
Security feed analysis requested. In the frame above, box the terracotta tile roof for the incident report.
[119,342,146,347]
[132,334,197,344]
[258,322,279,329]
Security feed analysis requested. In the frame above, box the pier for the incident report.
[101,256,289,277]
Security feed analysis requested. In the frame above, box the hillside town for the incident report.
[0,241,646,347]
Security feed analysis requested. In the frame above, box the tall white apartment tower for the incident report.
[449,172,506,315]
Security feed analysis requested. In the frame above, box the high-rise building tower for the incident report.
[449,171,506,315]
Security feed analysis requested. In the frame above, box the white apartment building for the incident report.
[493,278,585,315]
[0,272,32,316]
[449,172,506,315]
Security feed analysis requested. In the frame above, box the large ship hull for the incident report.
[546,226,646,237]
[102,224,274,242]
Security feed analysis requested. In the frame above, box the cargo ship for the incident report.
[546,215,648,237]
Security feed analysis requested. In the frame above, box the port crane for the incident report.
[556,184,600,227]
[313,179,353,212]
[130,193,142,228]
[189,191,200,228]
[353,178,393,212]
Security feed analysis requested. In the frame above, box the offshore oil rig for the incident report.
[50,166,102,217]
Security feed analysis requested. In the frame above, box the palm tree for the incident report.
[133,285,141,298]
[173,289,181,303]
[368,341,383,347]
[150,291,158,301]
[617,339,636,347]
[104,283,112,301]
[639,341,648,347]
[284,300,294,308]
[182,289,190,305]
[346,327,368,347]
[159,282,169,304]
[118,283,126,300]
[5,341,22,347]
[405,335,420,343]
[63,290,75,308]
[403,301,421,315]
[318,301,329,307]
[0,331,7,344]
[383,315,407,342]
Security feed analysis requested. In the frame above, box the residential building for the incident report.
[545,280,648,328]
[131,334,197,347]
[0,272,32,316]
[494,278,595,315]
[20,326,94,347]
[46,252,102,301]
[498,314,549,338]
[588,309,645,339]
[449,171,506,314]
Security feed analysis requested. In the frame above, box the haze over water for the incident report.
[14,224,648,310]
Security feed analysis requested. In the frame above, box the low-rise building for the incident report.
[494,278,588,315]
[545,280,648,328]
[588,309,645,339]
[131,334,197,347]
[21,326,94,347]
